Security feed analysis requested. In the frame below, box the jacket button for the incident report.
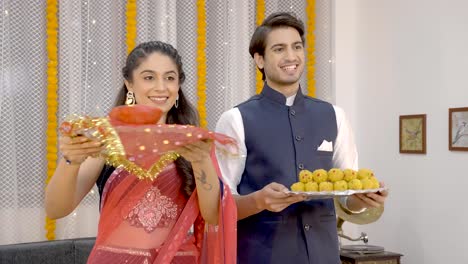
[298,163,304,169]
[290,109,296,116]
[304,224,310,231]
[295,135,302,141]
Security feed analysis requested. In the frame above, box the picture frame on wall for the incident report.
[449,107,468,151]
[399,114,426,154]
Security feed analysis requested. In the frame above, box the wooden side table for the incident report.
[340,251,403,264]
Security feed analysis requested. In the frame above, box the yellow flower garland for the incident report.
[196,0,207,128]
[306,0,316,97]
[255,0,265,94]
[126,0,137,54]
[45,0,58,240]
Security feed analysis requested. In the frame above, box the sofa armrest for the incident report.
[73,237,95,263]
[0,240,74,264]
[0,237,96,264]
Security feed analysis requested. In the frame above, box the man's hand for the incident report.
[254,182,306,212]
[347,182,389,212]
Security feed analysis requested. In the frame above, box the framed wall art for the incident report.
[399,114,426,154]
[449,107,468,151]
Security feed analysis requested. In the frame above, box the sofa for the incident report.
[0,237,95,264]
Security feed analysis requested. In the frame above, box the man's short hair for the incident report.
[249,12,305,58]
[249,12,305,80]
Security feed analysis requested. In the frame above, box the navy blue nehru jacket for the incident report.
[236,84,341,264]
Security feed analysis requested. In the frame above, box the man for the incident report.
[216,12,388,264]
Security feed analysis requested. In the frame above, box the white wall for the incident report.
[335,0,468,263]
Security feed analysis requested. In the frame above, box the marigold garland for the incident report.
[255,0,265,94]
[126,0,137,54]
[196,0,207,128]
[306,0,316,97]
[45,0,58,240]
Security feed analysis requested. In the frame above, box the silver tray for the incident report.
[285,187,387,200]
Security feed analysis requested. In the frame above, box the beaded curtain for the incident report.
[0,0,333,244]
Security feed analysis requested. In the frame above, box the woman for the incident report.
[45,41,236,263]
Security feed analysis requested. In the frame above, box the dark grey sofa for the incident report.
[0,237,95,264]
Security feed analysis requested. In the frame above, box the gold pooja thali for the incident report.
[59,105,238,181]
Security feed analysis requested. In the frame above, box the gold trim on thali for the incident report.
[66,116,180,181]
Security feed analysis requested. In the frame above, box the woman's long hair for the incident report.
[115,41,198,197]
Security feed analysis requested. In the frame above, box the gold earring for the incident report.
[174,96,179,108]
[125,91,135,105]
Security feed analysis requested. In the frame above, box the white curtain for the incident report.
[54,0,128,241]
[0,0,333,245]
[0,0,49,244]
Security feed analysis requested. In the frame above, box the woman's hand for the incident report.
[175,139,213,165]
[177,139,220,224]
[58,135,103,165]
[46,135,105,219]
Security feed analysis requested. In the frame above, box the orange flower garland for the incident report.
[45,0,58,240]
[126,0,137,54]
[196,0,207,128]
[255,0,265,94]
[306,0,316,97]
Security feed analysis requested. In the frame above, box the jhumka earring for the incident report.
[125,91,135,105]
[174,96,179,108]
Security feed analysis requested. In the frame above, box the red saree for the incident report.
[61,106,237,263]
[87,152,236,264]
